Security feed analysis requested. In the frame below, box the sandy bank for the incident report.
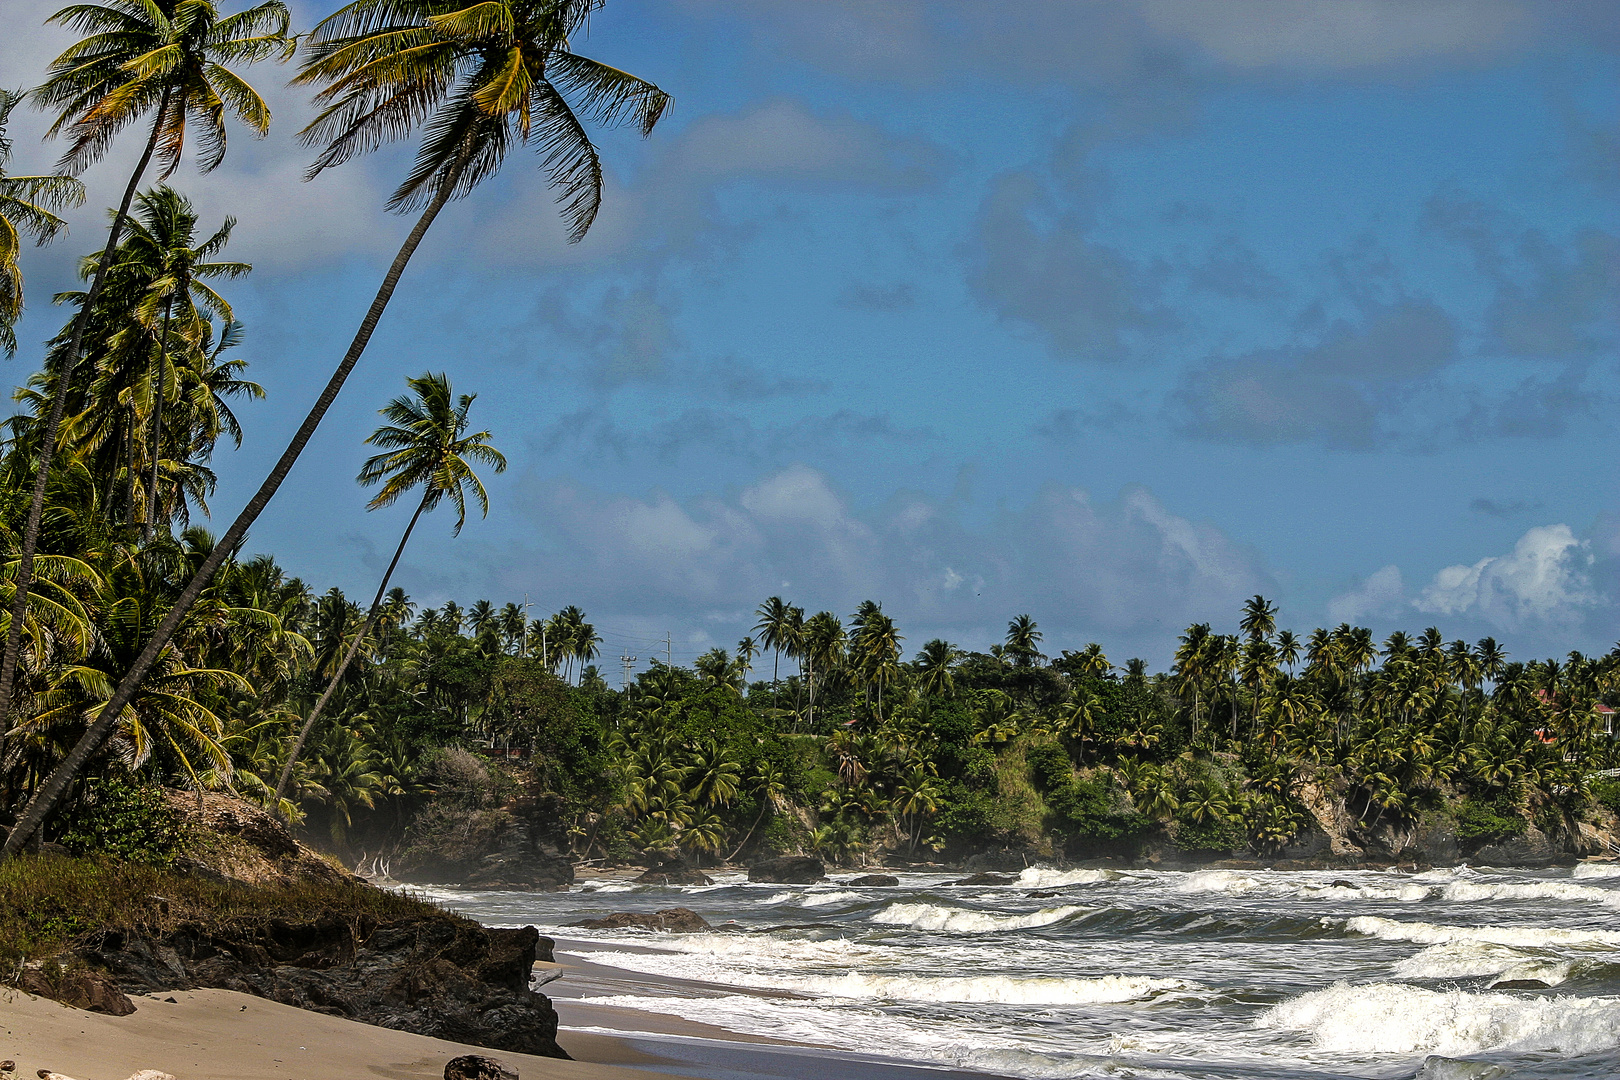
[0,987,690,1080]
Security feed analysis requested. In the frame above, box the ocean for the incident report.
[424,863,1620,1079]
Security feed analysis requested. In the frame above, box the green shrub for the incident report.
[56,777,182,867]
[761,814,793,854]
[1455,797,1528,843]
[1048,778,1148,843]
[933,782,998,844]
[1591,778,1620,816]
[1025,741,1073,794]
[1174,815,1246,853]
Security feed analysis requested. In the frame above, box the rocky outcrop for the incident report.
[445,1056,518,1080]
[844,874,899,887]
[747,856,825,884]
[395,791,576,892]
[18,965,136,1015]
[570,908,711,933]
[633,858,713,886]
[76,917,566,1058]
[952,873,1015,885]
[1295,779,1365,859]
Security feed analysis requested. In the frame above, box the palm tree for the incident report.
[0,89,86,356]
[1,0,292,736]
[754,596,793,696]
[800,612,843,728]
[915,638,956,700]
[109,186,249,540]
[1,0,670,858]
[1240,595,1277,644]
[1005,614,1042,668]
[271,372,505,815]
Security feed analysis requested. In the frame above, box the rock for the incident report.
[1330,880,1357,889]
[1025,890,1058,898]
[1489,978,1551,990]
[445,1055,517,1080]
[570,908,711,933]
[747,856,825,884]
[78,918,567,1059]
[963,851,1030,873]
[634,860,713,886]
[844,875,899,887]
[123,1073,176,1080]
[1414,1055,1508,1080]
[952,873,1015,886]
[19,966,137,1016]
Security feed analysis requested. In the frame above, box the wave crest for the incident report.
[871,902,1086,933]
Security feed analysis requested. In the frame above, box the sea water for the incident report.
[423,863,1620,1079]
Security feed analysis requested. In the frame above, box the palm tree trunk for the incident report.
[272,490,431,817]
[0,89,172,728]
[143,293,175,543]
[2,145,472,859]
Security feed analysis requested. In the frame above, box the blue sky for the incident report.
[3,0,1617,673]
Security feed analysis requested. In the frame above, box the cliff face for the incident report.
[78,915,567,1058]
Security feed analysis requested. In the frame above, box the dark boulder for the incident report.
[1490,978,1552,990]
[747,856,825,884]
[19,965,136,1016]
[570,908,711,933]
[445,1055,518,1080]
[77,918,566,1058]
[1025,890,1058,898]
[844,874,899,887]
[634,859,713,886]
[465,851,574,892]
[952,873,1015,886]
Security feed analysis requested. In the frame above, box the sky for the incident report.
[2,0,1617,676]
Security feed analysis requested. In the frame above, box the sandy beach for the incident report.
[0,986,704,1080]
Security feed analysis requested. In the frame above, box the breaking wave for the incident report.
[1261,982,1620,1056]
[1344,915,1620,949]
[870,902,1086,933]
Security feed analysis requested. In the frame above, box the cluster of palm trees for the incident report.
[0,0,669,856]
[746,597,906,726]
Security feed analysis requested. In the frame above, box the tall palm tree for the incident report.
[112,186,248,539]
[915,638,956,700]
[1005,614,1041,668]
[271,372,504,815]
[4,0,667,857]
[754,596,792,695]
[1,0,292,736]
[0,89,86,357]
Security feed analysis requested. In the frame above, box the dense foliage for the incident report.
[1,2,1617,871]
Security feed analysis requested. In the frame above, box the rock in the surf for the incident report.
[571,908,712,933]
[845,874,899,887]
[1488,978,1551,990]
[633,859,713,886]
[445,1055,518,1080]
[951,873,1015,886]
[747,856,826,884]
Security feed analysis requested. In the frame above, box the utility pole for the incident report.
[520,592,532,657]
[621,653,636,690]
[665,633,673,669]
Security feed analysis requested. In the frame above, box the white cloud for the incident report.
[1141,0,1530,69]
[1415,524,1598,628]
[479,466,1269,658]
[1328,564,1406,624]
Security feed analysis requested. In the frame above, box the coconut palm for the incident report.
[1005,614,1042,668]
[915,638,956,700]
[0,0,293,740]
[1,0,669,859]
[271,372,504,816]
[0,89,87,357]
[753,596,793,695]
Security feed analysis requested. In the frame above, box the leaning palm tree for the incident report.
[0,88,87,356]
[0,0,292,736]
[3,0,668,857]
[270,372,505,815]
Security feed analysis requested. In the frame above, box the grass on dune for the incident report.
[0,852,454,970]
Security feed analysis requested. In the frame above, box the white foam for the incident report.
[1015,867,1109,888]
[764,971,1198,1005]
[761,892,796,905]
[800,890,865,907]
[1393,942,1571,986]
[1260,981,1620,1056]
[1573,862,1620,880]
[870,902,1085,933]
[1344,915,1620,949]
[1439,879,1620,908]
[1173,870,1265,895]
